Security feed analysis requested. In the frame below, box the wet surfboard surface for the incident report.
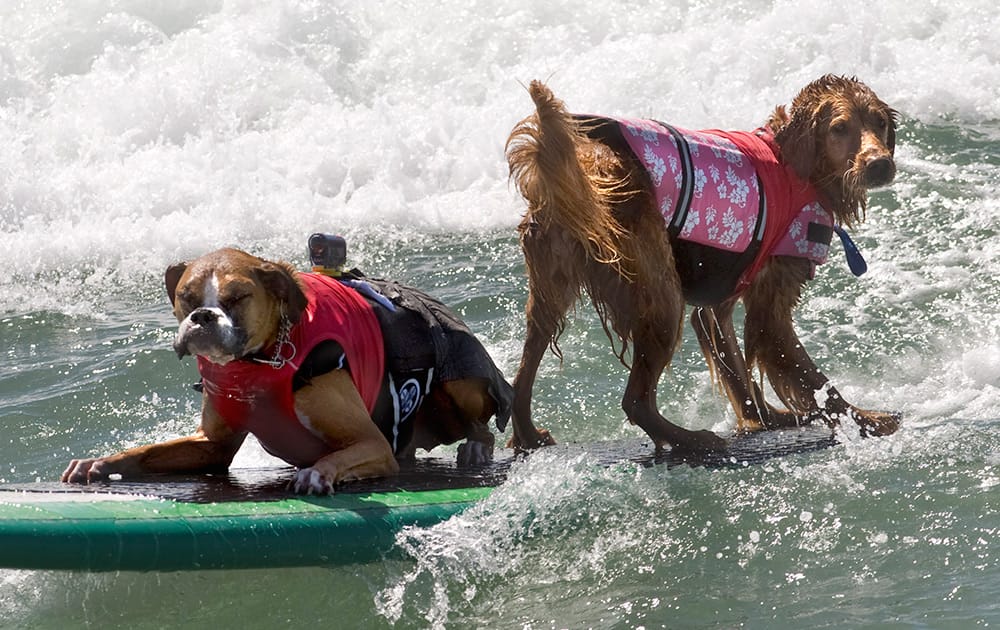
[0,426,837,572]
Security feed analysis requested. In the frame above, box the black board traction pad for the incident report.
[0,426,837,572]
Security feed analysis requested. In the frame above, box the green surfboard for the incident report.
[0,428,837,572]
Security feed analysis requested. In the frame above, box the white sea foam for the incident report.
[2,0,999,289]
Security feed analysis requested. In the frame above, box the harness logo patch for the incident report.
[397,378,422,421]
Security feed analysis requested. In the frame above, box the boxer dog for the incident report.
[62,248,512,494]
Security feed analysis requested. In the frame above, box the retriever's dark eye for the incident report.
[830,121,848,135]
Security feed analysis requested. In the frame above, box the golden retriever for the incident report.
[505,75,899,451]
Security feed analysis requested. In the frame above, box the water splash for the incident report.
[375,450,663,626]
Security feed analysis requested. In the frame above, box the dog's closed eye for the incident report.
[221,293,251,309]
[176,289,197,309]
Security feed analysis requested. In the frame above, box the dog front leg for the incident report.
[62,398,246,483]
[290,370,401,494]
[62,430,246,483]
[744,285,899,436]
[291,440,399,494]
[624,324,728,452]
[691,304,805,431]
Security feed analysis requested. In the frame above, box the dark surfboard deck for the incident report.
[0,426,836,572]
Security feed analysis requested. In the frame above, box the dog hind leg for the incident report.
[509,321,560,449]
[445,378,499,467]
[507,226,582,449]
[602,251,725,452]
[625,322,728,452]
[406,378,499,466]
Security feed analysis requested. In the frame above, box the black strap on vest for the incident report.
[658,122,695,234]
[807,222,833,246]
[656,121,768,250]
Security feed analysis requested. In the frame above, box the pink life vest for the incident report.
[615,118,833,296]
[197,273,385,465]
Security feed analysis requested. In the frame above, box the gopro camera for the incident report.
[308,233,347,274]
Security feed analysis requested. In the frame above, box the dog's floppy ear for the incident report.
[165,262,188,306]
[885,107,899,156]
[255,261,308,325]
[774,107,817,181]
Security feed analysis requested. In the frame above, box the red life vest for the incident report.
[197,273,385,464]
[710,128,831,293]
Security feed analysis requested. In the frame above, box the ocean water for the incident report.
[3,0,1000,627]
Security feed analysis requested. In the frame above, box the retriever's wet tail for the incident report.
[505,80,626,266]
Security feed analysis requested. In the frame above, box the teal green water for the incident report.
[5,1,1000,627]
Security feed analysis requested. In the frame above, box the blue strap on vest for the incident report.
[833,225,867,276]
[339,279,397,311]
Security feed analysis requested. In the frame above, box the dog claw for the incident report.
[857,411,901,437]
[505,428,556,452]
[457,440,494,467]
[289,467,334,495]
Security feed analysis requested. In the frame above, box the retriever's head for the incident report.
[769,75,898,226]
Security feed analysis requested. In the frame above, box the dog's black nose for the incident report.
[190,308,218,326]
[865,156,895,187]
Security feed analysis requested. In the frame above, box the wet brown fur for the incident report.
[506,76,900,451]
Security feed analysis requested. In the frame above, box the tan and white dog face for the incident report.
[165,248,307,365]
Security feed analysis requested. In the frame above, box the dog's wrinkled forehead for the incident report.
[179,270,236,308]
[172,249,263,309]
